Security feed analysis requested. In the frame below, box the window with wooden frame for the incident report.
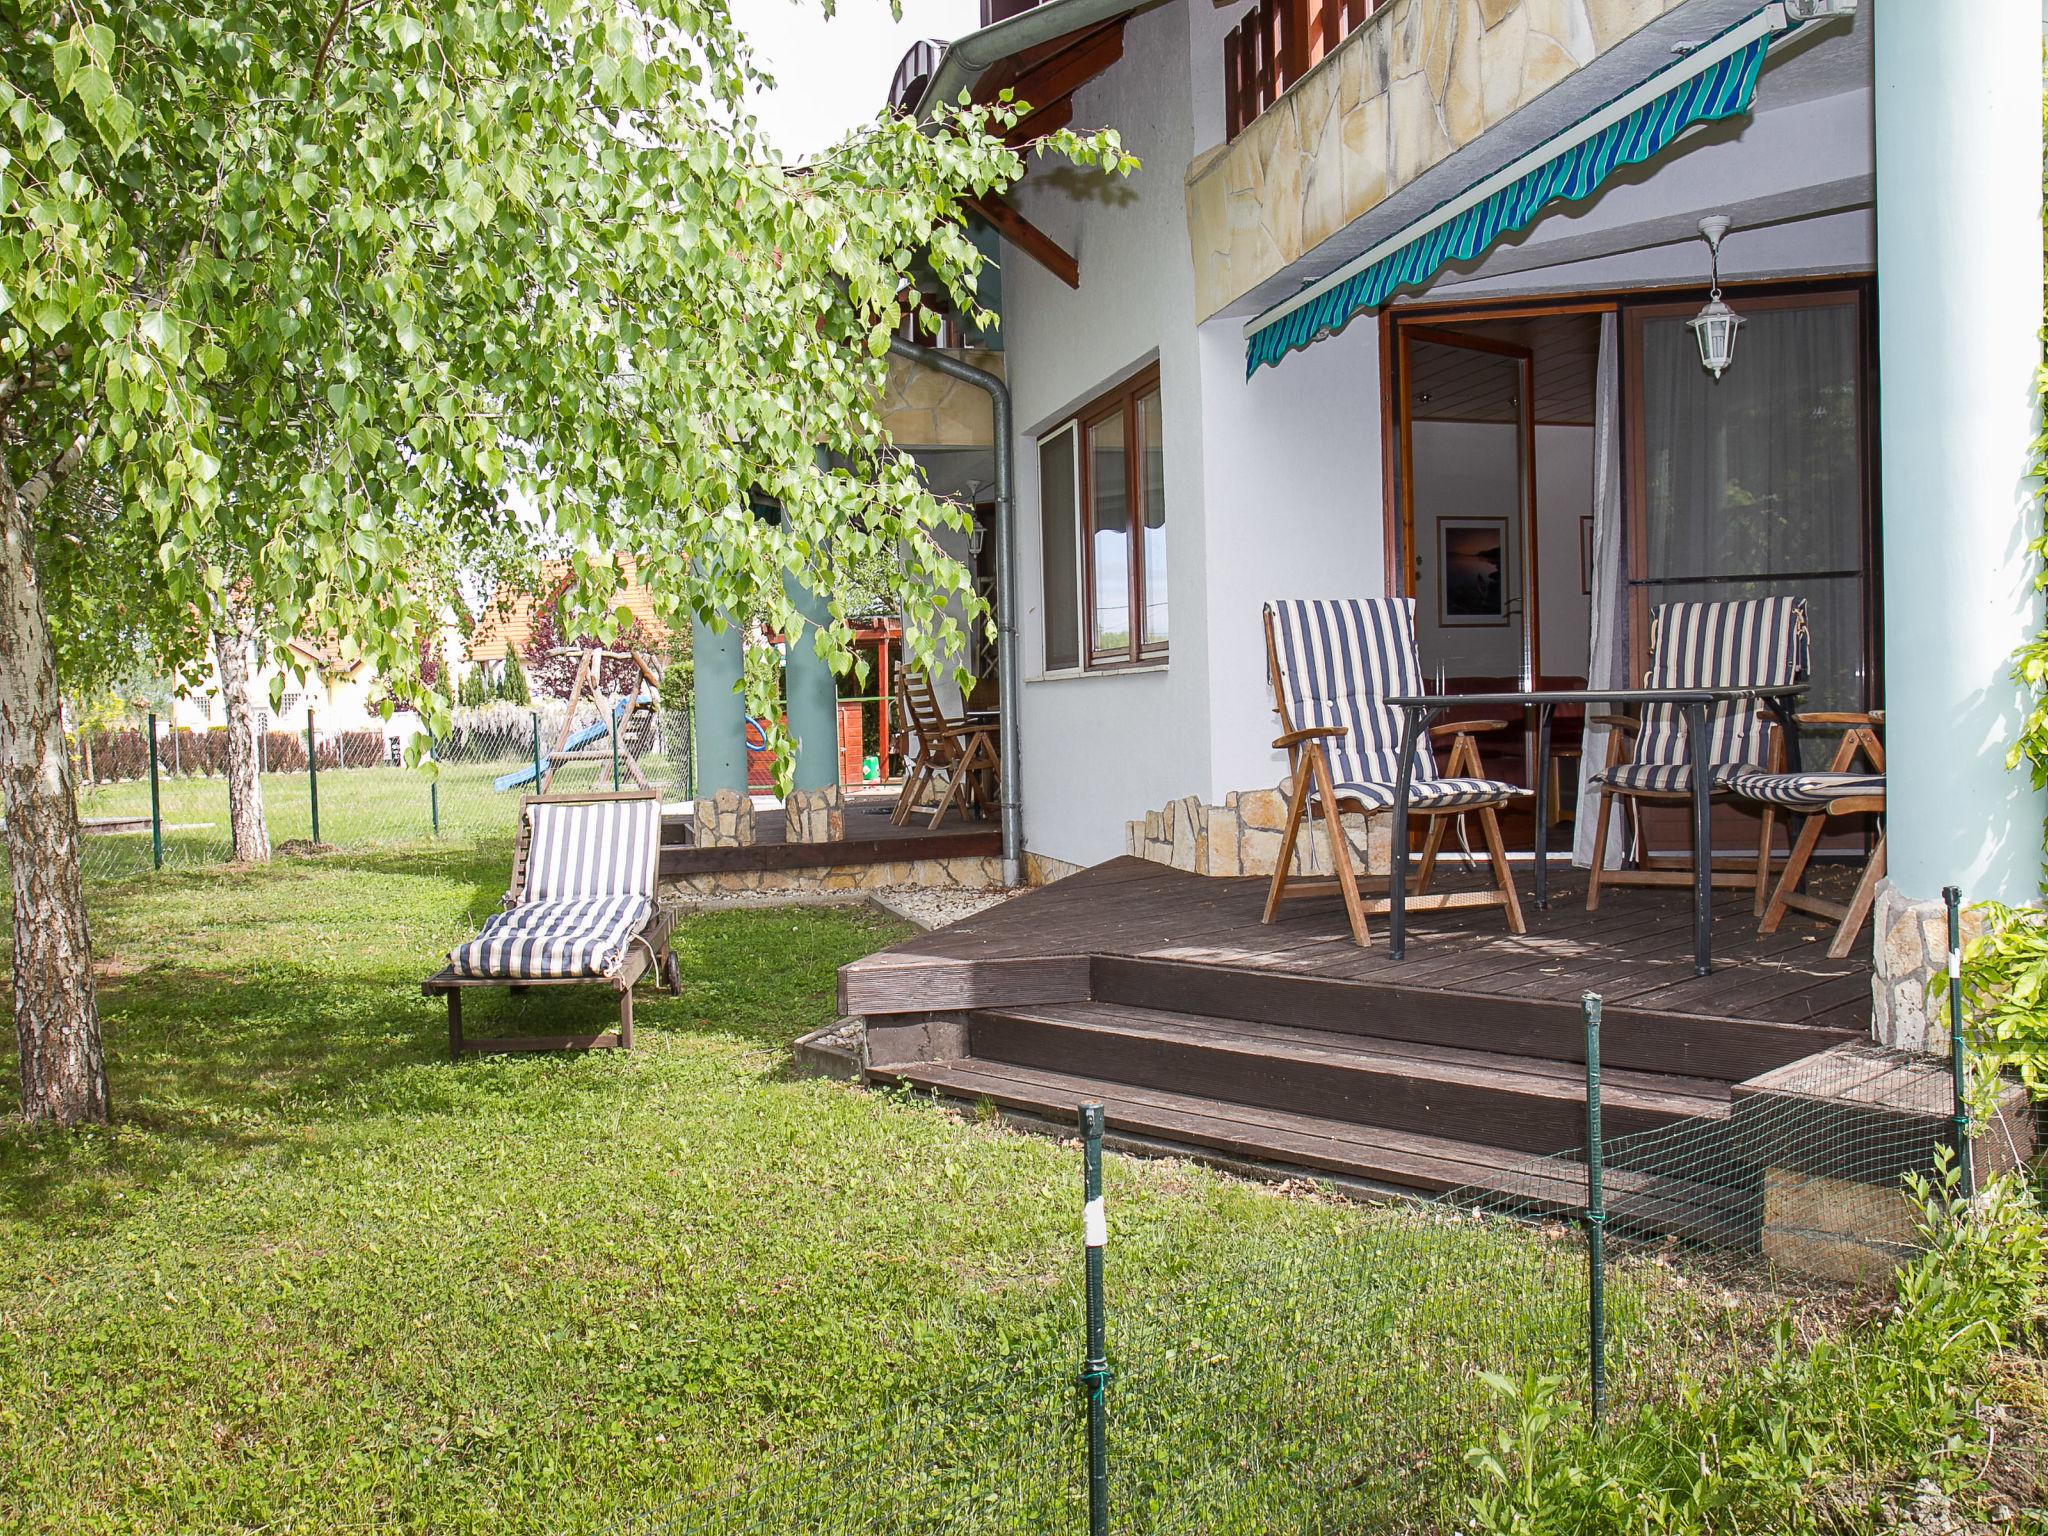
[1037,366,1168,671]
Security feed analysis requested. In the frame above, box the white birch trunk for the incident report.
[0,448,108,1123]
[212,610,271,864]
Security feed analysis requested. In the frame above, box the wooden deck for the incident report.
[840,857,1876,1227]
[661,796,1000,877]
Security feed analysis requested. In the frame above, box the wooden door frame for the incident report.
[1394,321,1543,777]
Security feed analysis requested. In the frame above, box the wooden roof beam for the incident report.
[1003,96,1073,147]
[967,194,1080,289]
[999,22,1125,117]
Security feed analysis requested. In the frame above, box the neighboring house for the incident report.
[469,558,673,680]
[167,634,458,752]
[880,0,2042,1036]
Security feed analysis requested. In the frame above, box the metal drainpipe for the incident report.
[887,336,1023,887]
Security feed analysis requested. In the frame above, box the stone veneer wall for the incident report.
[664,854,1004,900]
[1126,786,1392,877]
[878,349,1005,448]
[1024,851,1084,886]
[1185,0,1684,320]
[1869,885,1987,1055]
[783,784,846,844]
[691,787,756,848]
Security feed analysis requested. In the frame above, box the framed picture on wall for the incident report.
[1580,515,1595,595]
[1438,517,1509,627]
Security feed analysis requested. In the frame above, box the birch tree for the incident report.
[1,0,1129,1122]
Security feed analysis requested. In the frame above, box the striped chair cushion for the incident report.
[1272,598,1438,788]
[1597,762,1747,795]
[1330,776,1525,813]
[449,895,653,980]
[525,797,662,902]
[1724,770,1885,810]
[1623,597,1808,784]
[1271,598,1527,814]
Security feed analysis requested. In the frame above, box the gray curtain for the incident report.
[1635,301,1866,762]
[1574,314,1626,869]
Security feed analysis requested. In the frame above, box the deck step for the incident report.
[965,1002,1730,1158]
[880,1057,1754,1244]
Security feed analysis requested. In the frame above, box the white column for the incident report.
[1876,0,2044,903]
[1871,0,2044,1043]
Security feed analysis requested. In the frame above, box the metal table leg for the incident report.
[1532,703,1554,910]
[1685,699,1712,975]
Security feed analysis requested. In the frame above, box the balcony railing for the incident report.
[1223,0,1388,141]
[889,38,947,113]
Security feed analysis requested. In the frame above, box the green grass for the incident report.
[0,845,1778,1534]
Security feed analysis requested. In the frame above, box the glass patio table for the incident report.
[1384,686,1803,976]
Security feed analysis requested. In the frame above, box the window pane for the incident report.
[1138,388,1167,649]
[1038,427,1081,672]
[1639,300,1864,767]
[1088,411,1130,657]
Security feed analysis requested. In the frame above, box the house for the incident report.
[166,633,458,754]
[468,558,673,679]
[870,0,2041,1038]
[828,0,2045,1235]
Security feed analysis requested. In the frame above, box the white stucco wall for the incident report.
[1196,313,1388,802]
[1533,425,1593,682]
[1004,0,1212,868]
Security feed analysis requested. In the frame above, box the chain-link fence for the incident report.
[63,703,697,883]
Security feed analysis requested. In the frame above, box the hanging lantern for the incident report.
[1688,215,1742,379]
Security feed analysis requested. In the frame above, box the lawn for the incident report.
[0,843,1855,1533]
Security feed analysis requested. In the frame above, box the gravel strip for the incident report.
[868,886,1021,931]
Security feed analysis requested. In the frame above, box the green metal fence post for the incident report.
[1942,886,1975,1202]
[611,709,621,792]
[1582,991,1607,1431]
[1079,1102,1110,1536]
[147,712,164,871]
[428,734,441,838]
[306,710,321,846]
[531,711,543,794]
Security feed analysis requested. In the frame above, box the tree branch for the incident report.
[310,0,361,89]
[0,344,72,422]
[16,433,88,519]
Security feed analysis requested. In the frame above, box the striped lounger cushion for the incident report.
[446,797,664,980]
[1270,597,1527,813]
[449,894,653,980]
[524,797,662,902]
[1723,770,1884,810]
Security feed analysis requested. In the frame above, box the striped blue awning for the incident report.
[1244,12,1782,376]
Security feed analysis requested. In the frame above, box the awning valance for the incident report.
[1243,5,1792,376]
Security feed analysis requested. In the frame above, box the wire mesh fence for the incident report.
[639,988,2034,1535]
[62,704,697,883]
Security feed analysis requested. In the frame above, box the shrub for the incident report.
[1951,901,2048,1098]
[1463,1160,2044,1536]
[498,648,531,706]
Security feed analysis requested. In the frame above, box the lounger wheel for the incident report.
[662,951,682,995]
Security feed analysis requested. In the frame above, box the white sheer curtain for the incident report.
[1574,313,1625,869]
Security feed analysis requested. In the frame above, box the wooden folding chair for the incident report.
[1263,599,1528,947]
[1727,712,1885,959]
[1585,597,1808,910]
[891,672,998,829]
